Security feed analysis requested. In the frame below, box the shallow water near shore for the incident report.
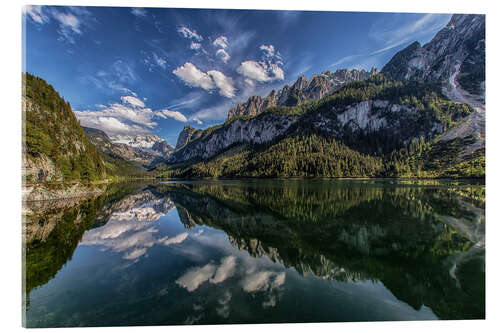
[23,179,485,327]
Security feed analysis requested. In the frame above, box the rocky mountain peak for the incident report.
[175,125,197,150]
[382,14,485,98]
[227,68,376,120]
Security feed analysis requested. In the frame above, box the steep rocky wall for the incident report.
[169,114,298,163]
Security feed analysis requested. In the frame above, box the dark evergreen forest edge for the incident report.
[23,70,484,187]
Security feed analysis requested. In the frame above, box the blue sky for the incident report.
[23,6,451,144]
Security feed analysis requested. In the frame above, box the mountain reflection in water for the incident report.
[23,180,485,327]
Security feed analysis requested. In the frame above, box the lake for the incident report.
[22,179,485,327]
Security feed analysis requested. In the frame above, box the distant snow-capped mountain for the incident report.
[110,134,174,157]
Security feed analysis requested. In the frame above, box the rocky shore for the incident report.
[22,182,104,203]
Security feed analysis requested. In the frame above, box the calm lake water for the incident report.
[23,179,485,327]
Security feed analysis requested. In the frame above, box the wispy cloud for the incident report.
[369,13,451,48]
[189,100,235,122]
[25,6,97,44]
[178,26,203,41]
[216,49,230,63]
[23,5,49,24]
[83,59,140,93]
[50,7,95,44]
[156,109,188,122]
[166,92,203,110]
[330,13,451,69]
[131,7,147,18]
[121,95,145,108]
[141,51,167,72]
[213,35,229,49]
[190,42,202,50]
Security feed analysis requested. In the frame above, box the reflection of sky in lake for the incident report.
[26,188,439,328]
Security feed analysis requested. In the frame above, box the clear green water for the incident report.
[23,179,485,327]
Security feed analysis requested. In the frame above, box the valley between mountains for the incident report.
[22,13,485,200]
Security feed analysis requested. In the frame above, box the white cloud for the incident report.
[142,52,167,72]
[237,60,284,82]
[121,95,145,108]
[241,271,274,293]
[160,232,189,246]
[240,270,286,294]
[210,256,237,284]
[208,70,235,98]
[131,8,147,17]
[156,109,188,122]
[244,78,255,86]
[74,92,160,136]
[216,291,232,318]
[260,44,275,57]
[52,11,81,33]
[153,53,166,70]
[271,272,286,289]
[215,49,230,63]
[173,63,235,98]
[80,194,176,261]
[269,64,285,80]
[190,42,202,50]
[192,117,203,125]
[24,5,49,24]
[237,61,269,82]
[173,62,214,90]
[25,6,94,44]
[50,8,85,43]
[178,26,203,41]
[213,36,229,49]
[176,264,216,292]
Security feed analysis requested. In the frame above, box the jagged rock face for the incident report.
[175,125,197,150]
[169,114,297,163]
[169,99,449,164]
[227,68,377,119]
[152,141,175,156]
[382,14,485,96]
[169,98,449,164]
[23,153,62,183]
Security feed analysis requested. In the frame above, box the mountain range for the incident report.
[23,13,485,185]
[161,13,484,179]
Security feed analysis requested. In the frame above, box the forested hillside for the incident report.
[23,73,146,185]
[161,74,483,179]
[23,73,106,183]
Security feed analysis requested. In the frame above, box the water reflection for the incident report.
[23,179,485,327]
